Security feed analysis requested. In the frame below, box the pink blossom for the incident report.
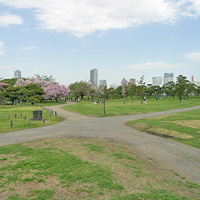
[44,84,70,101]
[0,83,10,91]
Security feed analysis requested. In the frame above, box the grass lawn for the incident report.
[0,100,65,133]
[0,138,199,199]
[63,96,200,117]
[126,109,200,149]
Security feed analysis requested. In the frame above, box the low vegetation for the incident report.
[126,109,200,149]
[0,138,199,199]
[0,101,64,133]
[63,96,200,117]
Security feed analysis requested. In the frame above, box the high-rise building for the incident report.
[130,79,136,84]
[99,79,107,87]
[152,77,162,86]
[163,73,174,84]
[90,69,98,85]
[14,69,21,78]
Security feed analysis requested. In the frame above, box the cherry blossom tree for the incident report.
[0,83,10,104]
[44,84,70,102]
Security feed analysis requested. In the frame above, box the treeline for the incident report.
[0,75,70,105]
[69,75,200,103]
[1,75,199,105]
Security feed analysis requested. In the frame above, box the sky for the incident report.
[0,0,200,87]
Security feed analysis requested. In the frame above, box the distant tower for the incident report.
[14,69,21,78]
[99,79,107,87]
[152,77,162,86]
[90,69,98,85]
[163,73,174,84]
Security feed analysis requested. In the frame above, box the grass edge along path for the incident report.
[0,138,199,199]
[126,109,200,150]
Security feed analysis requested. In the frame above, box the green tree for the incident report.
[176,75,189,103]
[136,75,146,104]
[128,82,136,102]
[0,78,18,86]
[4,86,20,105]
[18,83,45,105]
[69,81,88,99]
[162,81,176,98]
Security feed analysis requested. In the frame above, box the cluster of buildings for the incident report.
[90,69,200,88]
[90,69,175,88]
[13,69,200,88]
[152,73,174,86]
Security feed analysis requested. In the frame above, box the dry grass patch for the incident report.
[147,127,193,139]
[172,120,200,129]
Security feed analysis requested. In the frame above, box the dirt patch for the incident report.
[172,120,200,129]
[147,127,193,139]
[148,114,179,120]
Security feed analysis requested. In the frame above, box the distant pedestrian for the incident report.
[77,98,80,102]
[144,96,147,104]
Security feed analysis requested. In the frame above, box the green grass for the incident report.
[0,138,199,199]
[63,96,200,117]
[0,103,63,133]
[126,109,200,149]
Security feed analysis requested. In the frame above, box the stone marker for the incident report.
[32,110,42,120]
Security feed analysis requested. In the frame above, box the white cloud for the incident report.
[0,0,200,36]
[0,41,5,55]
[0,13,23,27]
[0,65,13,69]
[184,52,200,62]
[125,62,177,70]
[24,46,36,50]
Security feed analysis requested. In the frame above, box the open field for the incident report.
[0,103,63,133]
[0,138,199,200]
[126,109,200,149]
[63,97,200,117]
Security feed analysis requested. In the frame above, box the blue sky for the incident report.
[0,0,200,87]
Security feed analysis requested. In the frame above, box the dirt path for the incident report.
[0,103,200,184]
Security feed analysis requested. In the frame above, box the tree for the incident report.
[14,75,55,88]
[162,81,176,98]
[4,86,20,105]
[121,78,128,104]
[0,83,10,104]
[69,81,88,99]
[128,82,136,103]
[0,78,18,86]
[44,84,70,102]
[176,75,189,103]
[18,83,45,105]
[136,75,146,104]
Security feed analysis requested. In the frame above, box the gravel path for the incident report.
[1,102,200,184]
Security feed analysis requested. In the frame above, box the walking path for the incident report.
[1,103,200,184]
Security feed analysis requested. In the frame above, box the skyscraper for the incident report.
[99,79,107,87]
[163,73,174,84]
[152,77,162,86]
[14,69,21,78]
[90,69,98,85]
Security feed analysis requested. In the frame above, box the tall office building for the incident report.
[163,73,174,84]
[99,79,107,87]
[90,69,98,85]
[14,69,21,78]
[152,77,162,86]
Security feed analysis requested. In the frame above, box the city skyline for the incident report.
[0,1,200,86]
